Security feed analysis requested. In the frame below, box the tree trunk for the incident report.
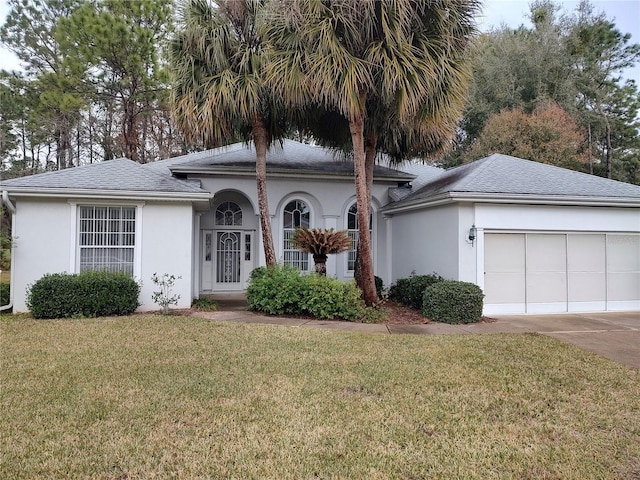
[20,118,27,168]
[355,134,377,291]
[89,108,94,164]
[588,123,593,175]
[313,253,328,276]
[605,118,612,179]
[349,101,378,306]
[55,127,63,170]
[252,114,277,266]
[123,100,140,163]
[353,243,362,291]
[104,100,114,160]
[56,115,72,170]
[364,134,377,213]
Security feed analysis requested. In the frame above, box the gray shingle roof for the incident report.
[393,162,445,190]
[385,161,445,201]
[148,139,413,179]
[1,158,208,195]
[388,154,640,207]
[145,143,247,175]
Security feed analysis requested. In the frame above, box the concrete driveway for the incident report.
[490,311,640,369]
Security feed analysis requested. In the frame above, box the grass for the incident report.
[1,315,639,479]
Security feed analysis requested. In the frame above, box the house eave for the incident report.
[169,165,415,183]
[382,192,640,214]
[2,187,213,204]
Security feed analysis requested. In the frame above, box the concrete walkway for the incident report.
[194,296,639,369]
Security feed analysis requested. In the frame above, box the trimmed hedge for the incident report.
[247,265,365,320]
[421,280,484,324]
[0,281,9,309]
[0,232,11,271]
[247,266,302,315]
[27,271,140,319]
[388,273,443,310]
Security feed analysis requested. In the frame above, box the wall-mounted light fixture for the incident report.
[468,225,477,245]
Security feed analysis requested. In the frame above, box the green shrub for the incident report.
[191,297,217,311]
[0,281,9,309]
[0,232,11,271]
[360,305,388,324]
[421,280,484,324]
[27,271,140,319]
[247,266,305,315]
[298,274,365,320]
[247,265,365,320]
[151,273,181,315]
[388,273,443,310]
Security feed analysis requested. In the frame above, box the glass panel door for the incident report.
[216,231,241,284]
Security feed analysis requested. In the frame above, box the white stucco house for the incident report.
[1,139,639,315]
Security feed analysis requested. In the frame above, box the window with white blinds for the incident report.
[78,206,136,275]
[283,199,310,270]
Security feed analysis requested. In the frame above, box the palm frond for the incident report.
[170,0,283,146]
[291,228,352,255]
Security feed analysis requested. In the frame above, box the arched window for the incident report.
[215,201,242,226]
[283,199,310,270]
[347,203,373,272]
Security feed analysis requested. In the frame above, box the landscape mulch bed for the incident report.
[381,301,427,324]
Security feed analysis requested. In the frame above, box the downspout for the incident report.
[1,191,15,311]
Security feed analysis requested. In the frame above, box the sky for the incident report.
[0,0,639,80]
[479,0,640,83]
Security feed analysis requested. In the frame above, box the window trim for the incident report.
[281,197,313,271]
[344,200,374,275]
[69,201,144,279]
[215,201,243,226]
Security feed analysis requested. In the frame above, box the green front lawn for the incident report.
[1,315,638,479]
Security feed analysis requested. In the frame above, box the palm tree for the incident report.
[265,0,480,305]
[170,0,284,265]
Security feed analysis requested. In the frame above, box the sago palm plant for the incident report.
[291,228,351,276]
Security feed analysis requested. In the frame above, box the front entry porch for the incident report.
[198,191,258,295]
[201,229,255,292]
[203,292,249,311]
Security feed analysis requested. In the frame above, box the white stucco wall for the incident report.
[139,202,194,311]
[11,198,72,312]
[202,191,259,231]
[373,208,390,284]
[197,174,394,282]
[9,197,195,313]
[389,203,461,284]
[474,203,640,234]
[388,201,639,314]
[456,204,477,283]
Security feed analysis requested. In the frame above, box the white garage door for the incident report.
[484,233,640,314]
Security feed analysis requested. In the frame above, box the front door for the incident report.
[215,231,242,290]
[203,230,253,291]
